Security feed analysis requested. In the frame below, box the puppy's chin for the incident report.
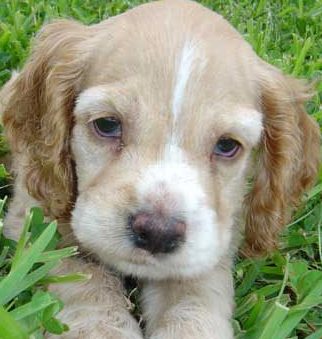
[109,254,221,280]
[81,246,218,280]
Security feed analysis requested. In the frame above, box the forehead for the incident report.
[85,1,258,95]
[79,0,262,143]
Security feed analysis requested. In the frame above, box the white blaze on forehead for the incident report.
[172,41,206,124]
[172,42,195,121]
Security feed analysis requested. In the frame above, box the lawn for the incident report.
[0,0,321,338]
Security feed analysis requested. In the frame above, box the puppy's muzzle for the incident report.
[129,212,186,254]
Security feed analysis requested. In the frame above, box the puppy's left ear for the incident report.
[244,62,321,256]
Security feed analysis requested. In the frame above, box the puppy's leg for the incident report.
[142,260,234,339]
[48,258,143,339]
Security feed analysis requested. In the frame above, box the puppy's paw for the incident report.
[149,328,232,339]
[46,259,143,338]
[147,318,233,339]
[46,309,143,339]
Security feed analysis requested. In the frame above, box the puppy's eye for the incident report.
[214,137,240,158]
[93,117,122,138]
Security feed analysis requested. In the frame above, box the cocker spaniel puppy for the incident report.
[0,0,320,338]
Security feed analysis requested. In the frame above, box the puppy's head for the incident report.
[2,0,320,279]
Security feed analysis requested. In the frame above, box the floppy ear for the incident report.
[1,20,90,218]
[243,63,321,256]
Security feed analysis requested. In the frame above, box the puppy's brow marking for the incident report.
[75,86,107,115]
[172,41,196,123]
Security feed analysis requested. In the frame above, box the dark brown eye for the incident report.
[214,138,240,158]
[93,117,122,138]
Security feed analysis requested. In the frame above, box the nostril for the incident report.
[128,212,151,245]
[171,220,186,239]
[129,212,151,235]
[133,232,149,248]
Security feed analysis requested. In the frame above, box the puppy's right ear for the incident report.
[1,20,91,217]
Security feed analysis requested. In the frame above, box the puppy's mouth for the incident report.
[111,246,214,280]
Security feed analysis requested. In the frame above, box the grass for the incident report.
[0,0,321,338]
[0,201,89,338]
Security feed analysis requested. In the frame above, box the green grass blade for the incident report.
[10,294,56,321]
[292,37,313,76]
[254,283,282,298]
[256,302,289,339]
[274,272,322,339]
[244,294,265,329]
[0,306,28,339]
[39,272,91,285]
[4,261,59,305]
[304,183,322,201]
[306,326,322,339]
[236,262,264,297]
[275,308,308,339]
[317,204,322,263]
[0,196,7,217]
[235,293,259,318]
[277,254,289,301]
[11,211,33,270]
[38,246,78,262]
[0,222,57,305]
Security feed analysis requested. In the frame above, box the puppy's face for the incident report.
[71,1,263,279]
[3,0,319,280]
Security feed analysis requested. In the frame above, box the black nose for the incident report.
[129,212,186,254]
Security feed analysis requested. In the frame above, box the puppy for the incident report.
[1,0,320,338]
